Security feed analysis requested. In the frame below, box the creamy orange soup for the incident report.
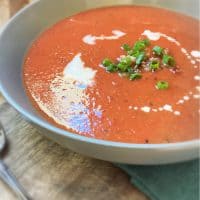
[23,6,200,143]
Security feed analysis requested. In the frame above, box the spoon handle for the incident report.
[0,160,30,200]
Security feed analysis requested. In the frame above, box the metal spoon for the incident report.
[0,122,30,200]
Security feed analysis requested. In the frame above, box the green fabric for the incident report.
[118,160,199,200]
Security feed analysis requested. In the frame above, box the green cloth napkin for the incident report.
[118,159,199,200]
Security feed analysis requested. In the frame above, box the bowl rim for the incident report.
[0,0,199,149]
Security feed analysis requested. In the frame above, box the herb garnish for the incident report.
[122,44,131,51]
[102,38,177,90]
[149,59,160,71]
[153,46,163,56]
[162,54,176,67]
[156,81,169,90]
[102,58,113,67]
[136,52,145,65]
[130,73,142,80]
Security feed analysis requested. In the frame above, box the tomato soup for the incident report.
[23,6,200,143]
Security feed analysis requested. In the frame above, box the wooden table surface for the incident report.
[0,1,149,199]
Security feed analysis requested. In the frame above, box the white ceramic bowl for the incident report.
[0,0,199,164]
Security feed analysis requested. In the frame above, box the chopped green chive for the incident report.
[127,50,139,57]
[136,52,145,65]
[130,73,142,80]
[127,50,133,56]
[134,41,146,51]
[117,62,129,72]
[162,54,175,67]
[133,39,151,52]
[122,44,131,51]
[149,60,160,71]
[120,56,132,66]
[102,58,117,72]
[156,81,169,90]
[127,67,134,74]
[101,37,176,88]
[143,38,150,46]
[102,58,113,67]
[153,46,163,56]
[106,64,117,72]
[117,56,134,72]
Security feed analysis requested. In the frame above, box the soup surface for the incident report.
[23,6,200,143]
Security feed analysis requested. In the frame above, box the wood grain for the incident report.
[0,1,149,199]
[0,102,148,200]
[0,0,9,25]
[9,0,28,16]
